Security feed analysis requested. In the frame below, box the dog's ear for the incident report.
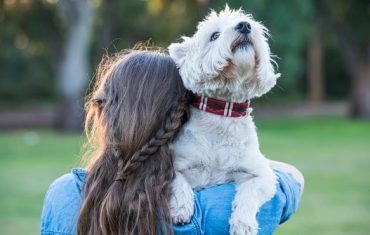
[254,55,281,97]
[251,26,281,98]
[168,41,188,67]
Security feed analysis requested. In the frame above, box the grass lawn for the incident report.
[0,117,369,235]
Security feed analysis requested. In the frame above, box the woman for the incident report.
[41,50,304,235]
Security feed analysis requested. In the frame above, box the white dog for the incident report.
[168,6,280,235]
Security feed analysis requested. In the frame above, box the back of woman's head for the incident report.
[78,50,190,235]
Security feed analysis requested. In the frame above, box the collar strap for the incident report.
[190,94,250,117]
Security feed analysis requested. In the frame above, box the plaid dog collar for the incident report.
[190,94,250,117]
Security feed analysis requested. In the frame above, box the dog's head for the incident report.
[169,6,280,101]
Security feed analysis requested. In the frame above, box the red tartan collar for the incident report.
[190,94,250,117]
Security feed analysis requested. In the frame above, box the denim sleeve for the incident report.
[180,169,301,235]
[40,172,84,235]
[275,170,302,224]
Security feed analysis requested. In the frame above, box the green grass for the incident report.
[0,118,369,235]
[257,118,370,235]
[0,131,84,235]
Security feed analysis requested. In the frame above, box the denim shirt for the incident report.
[41,168,301,235]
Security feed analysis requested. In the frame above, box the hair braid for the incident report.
[99,93,190,235]
[115,94,189,181]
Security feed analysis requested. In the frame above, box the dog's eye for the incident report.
[210,32,220,41]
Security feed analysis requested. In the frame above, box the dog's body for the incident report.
[169,6,280,235]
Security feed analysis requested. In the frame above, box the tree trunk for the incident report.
[350,61,370,118]
[329,26,370,119]
[321,0,370,119]
[56,0,94,131]
[307,22,324,104]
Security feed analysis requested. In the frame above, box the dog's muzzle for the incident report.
[231,21,253,53]
[231,34,252,53]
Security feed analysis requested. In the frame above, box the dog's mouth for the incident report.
[231,35,252,53]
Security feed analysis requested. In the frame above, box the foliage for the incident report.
[323,37,350,99]
[325,0,369,49]
[319,0,370,117]
[0,1,61,105]
[0,0,368,106]
[0,118,369,234]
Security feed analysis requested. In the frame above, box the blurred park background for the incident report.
[0,0,369,234]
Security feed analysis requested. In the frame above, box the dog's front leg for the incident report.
[170,171,194,224]
[229,167,276,235]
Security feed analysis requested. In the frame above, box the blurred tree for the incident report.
[307,0,324,104]
[93,0,205,51]
[56,0,95,131]
[0,1,61,106]
[322,0,370,118]
[1,0,368,127]
[145,0,205,46]
[92,0,148,56]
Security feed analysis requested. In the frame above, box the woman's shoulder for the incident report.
[43,168,86,202]
[40,168,87,235]
[194,169,302,235]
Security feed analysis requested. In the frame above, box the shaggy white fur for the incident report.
[169,6,280,235]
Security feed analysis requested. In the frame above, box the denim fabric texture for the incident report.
[41,168,301,235]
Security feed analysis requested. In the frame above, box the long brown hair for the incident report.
[77,50,190,235]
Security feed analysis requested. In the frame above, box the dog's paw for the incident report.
[229,215,258,235]
[170,190,194,224]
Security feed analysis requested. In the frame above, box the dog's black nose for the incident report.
[235,21,251,34]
